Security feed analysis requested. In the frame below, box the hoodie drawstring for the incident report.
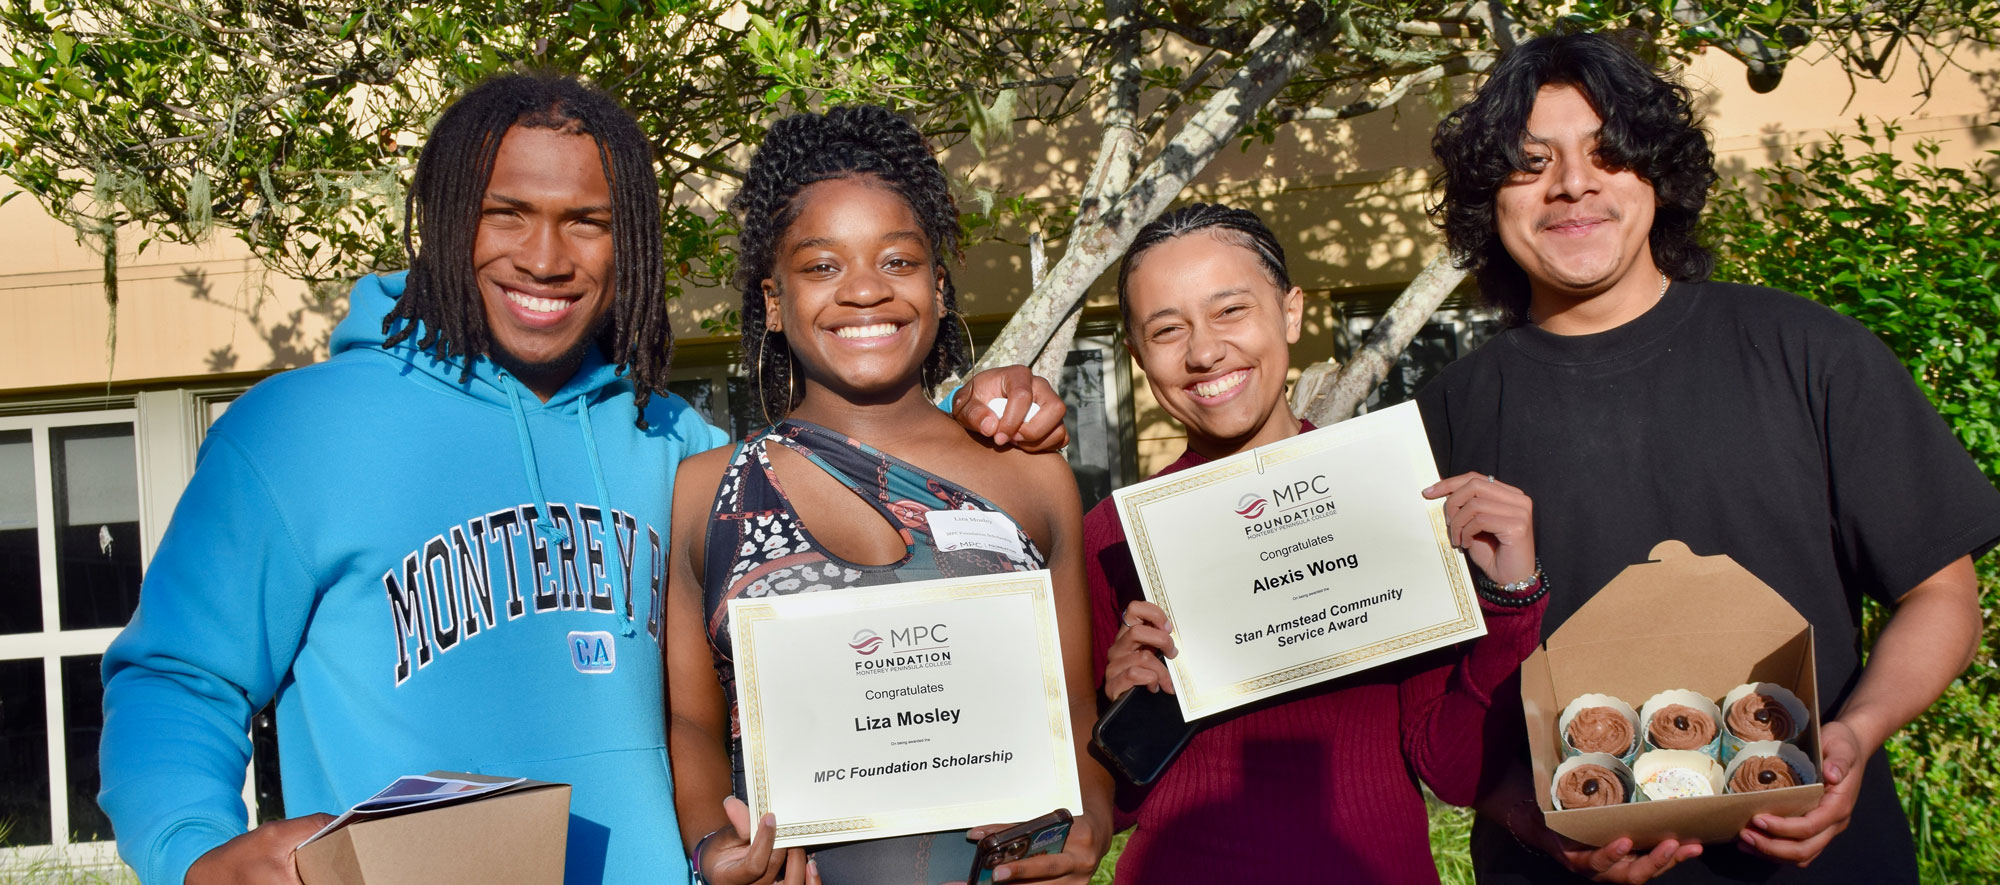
[504,376,567,547]
[505,373,637,638]
[575,395,637,637]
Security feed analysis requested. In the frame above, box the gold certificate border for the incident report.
[728,571,1081,846]
[1113,404,1481,720]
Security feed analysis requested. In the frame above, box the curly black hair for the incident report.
[1429,31,1716,325]
[385,73,672,427]
[730,105,969,420]
[1116,203,1293,331]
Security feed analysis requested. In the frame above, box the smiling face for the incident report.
[763,176,943,408]
[472,125,617,398]
[1125,231,1304,456]
[1495,84,1661,319]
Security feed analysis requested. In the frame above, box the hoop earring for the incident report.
[952,307,978,366]
[755,327,789,428]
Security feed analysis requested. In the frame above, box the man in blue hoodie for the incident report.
[98,74,1067,885]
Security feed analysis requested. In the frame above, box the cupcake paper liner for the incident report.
[1640,689,1724,760]
[1558,693,1642,764]
[1632,749,1726,802]
[1551,752,1636,810]
[1719,683,1809,762]
[1722,741,1817,794]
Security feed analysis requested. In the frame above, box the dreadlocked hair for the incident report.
[1116,203,1293,331]
[730,105,969,420]
[384,72,673,428]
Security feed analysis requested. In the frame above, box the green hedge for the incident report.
[1705,121,2000,883]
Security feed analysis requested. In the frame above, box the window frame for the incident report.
[0,406,140,863]
[0,386,248,871]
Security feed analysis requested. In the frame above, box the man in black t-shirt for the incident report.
[1420,32,2000,885]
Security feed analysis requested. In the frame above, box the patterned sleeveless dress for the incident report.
[702,419,1047,885]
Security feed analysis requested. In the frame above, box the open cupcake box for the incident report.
[1520,540,1826,847]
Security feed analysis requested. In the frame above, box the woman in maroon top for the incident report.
[1089,204,1548,884]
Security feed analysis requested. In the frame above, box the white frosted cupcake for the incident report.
[1632,749,1725,801]
[1640,689,1724,759]
[1724,741,1817,793]
[1559,694,1641,764]
[1551,753,1635,810]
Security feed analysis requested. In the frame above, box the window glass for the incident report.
[1061,349,1118,511]
[59,655,110,843]
[0,431,41,635]
[51,425,142,631]
[0,657,50,847]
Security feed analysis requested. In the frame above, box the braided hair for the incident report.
[730,105,969,419]
[1116,203,1294,330]
[385,73,673,427]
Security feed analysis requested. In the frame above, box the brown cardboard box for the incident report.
[1521,541,1825,847]
[296,772,570,885]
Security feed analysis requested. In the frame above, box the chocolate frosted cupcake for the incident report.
[1721,683,1809,760]
[1640,690,1723,758]
[1558,694,1640,763]
[1724,741,1817,794]
[1632,749,1726,801]
[1551,753,1633,810]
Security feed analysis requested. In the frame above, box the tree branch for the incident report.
[1295,252,1469,425]
[976,11,1336,375]
[1281,52,1494,122]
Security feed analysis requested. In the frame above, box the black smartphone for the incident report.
[966,808,1072,884]
[1091,664,1198,786]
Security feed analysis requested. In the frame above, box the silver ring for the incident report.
[1485,474,1497,484]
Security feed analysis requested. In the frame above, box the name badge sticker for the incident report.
[925,510,1029,561]
[569,630,616,674]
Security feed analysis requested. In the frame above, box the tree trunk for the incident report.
[975,16,1334,378]
[1294,252,1468,425]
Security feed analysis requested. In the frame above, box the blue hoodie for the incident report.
[100,271,729,884]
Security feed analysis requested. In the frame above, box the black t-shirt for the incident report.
[1419,280,2000,884]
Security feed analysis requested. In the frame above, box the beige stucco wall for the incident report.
[0,196,341,394]
[3,44,1993,470]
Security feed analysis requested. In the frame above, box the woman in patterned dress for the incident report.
[664,105,1113,885]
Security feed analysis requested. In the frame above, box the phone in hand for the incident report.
[1091,660,1198,786]
[966,808,1072,884]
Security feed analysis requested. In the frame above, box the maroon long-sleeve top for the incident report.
[1086,437,1545,884]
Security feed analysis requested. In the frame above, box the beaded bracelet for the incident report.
[1475,558,1548,607]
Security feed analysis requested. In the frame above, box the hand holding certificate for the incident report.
[727,570,1084,849]
[1111,401,1486,721]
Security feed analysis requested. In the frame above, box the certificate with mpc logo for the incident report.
[1113,401,1486,721]
[727,570,1083,848]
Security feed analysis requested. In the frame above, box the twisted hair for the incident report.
[385,72,672,427]
[1116,203,1293,329]
[1429,31,1716,325]
[730,105,968,419]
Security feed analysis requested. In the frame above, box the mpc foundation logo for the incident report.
[1240,475,1339,538]
[849,629,886,656]
[849,622,953,675]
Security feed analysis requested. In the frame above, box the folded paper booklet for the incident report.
[1112,401,1485,721]
[300,775,530,845]
[295,772,570,885]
